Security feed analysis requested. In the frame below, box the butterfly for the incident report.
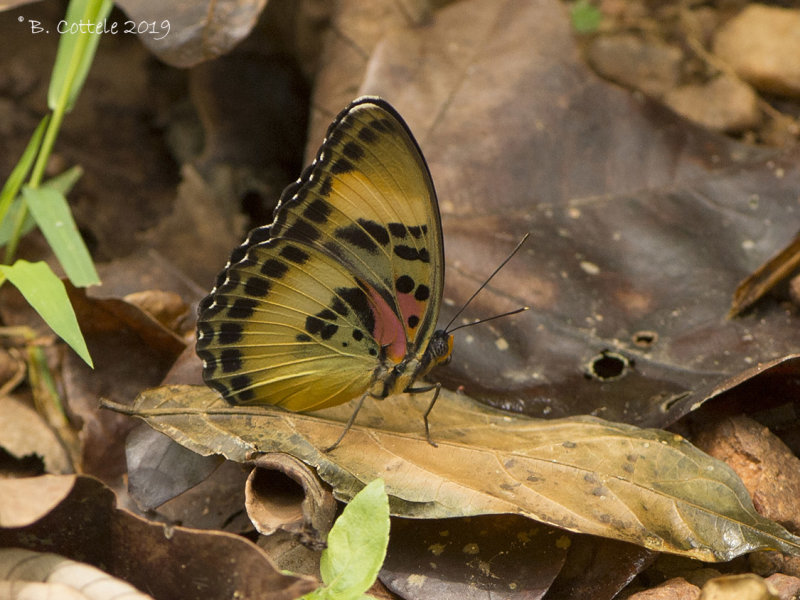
[195,97,454,449]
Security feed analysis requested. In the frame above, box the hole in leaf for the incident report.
[632,330,657,348]
[585,350,630,381]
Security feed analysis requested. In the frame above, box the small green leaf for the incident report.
[0,198,36,246]
[0,115,49,228]
[48,0,113,112]
[22,186,99,287]
[0,260,92,367]
[44,165,84,196]
[571,0,602,33]
[319,479,389,600]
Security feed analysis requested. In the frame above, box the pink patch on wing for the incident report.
[361,281,407,363]
[396,292,423,335]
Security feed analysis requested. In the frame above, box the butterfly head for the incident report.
[425,329,454,369]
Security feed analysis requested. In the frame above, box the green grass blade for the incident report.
[0,260,92,367]
[0,198,36,246]
[48,0,113,112]
[22,186,100,287]
[0,115,49,232]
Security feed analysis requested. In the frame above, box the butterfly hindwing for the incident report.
[197,97,446,411]
[197,238,385,411]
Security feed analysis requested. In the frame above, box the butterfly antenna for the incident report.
[447,306,529,333]
[444,233,530,333]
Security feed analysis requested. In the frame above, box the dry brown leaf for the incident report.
[0,397,73,474]
[729,231,800,317]
[106,384,800,562]
[0,475,317,599]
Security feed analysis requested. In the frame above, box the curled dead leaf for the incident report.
[246,453,337,550]
[0,548,154,599]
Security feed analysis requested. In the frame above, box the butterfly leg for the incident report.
[406,382,441,448]
[325,391,369,452]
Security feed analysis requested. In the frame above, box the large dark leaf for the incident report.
[312,0,800,429]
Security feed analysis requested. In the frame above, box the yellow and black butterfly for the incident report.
[196,97,455,449]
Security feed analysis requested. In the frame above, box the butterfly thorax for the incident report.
[371,329,453,399]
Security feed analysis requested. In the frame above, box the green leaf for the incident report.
[0,115,49,229]
[1,166,84,251]
[571,0,602,33]
[44,165,84,196]
[0,260,92,367]
[22,186,99,287]
[319,479,389,600]
[48,0,113,112]
[0,198,36,246]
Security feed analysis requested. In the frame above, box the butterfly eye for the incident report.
[428,330,453,366]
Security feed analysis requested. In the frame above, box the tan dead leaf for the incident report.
[105,384,800,562]
[0,548,154,600]
[0,397,73,474]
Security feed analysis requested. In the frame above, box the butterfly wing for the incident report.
[196,97,444,410]
[196,238,382,410]
[270,98,444,363]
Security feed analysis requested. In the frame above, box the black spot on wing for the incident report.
[335,223,378,253]
[296,333,312,342]
[360,219,390,245]
[317,309,337,321]
[303,198,332,224]
[352,329,364,341]
[388,223,406,239]
[244,277,271,297]
[342,141,365,161]
[337,286,375,336]
[220,348,242,373]
[408,225,426,238]
[227,298,257,319]
[394,245,430,262]
[218,322,244,344]
[284,219,321,243]
[330,158,354,174]
[305,315,339,340]
[408,315,420,329]
[414,284,430,301]
[229,375,255,402]
[396,275,414,294]
[318,176,332,197]
[261,259,289,279]
[370,118,393,133]
[280,245,310,264]
[358,126,378,144]
[331,297,349,317]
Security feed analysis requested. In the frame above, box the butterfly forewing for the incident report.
[271,100,443,359]
[197,97,445,411]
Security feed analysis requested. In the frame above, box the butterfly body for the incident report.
[196,97,452,438]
